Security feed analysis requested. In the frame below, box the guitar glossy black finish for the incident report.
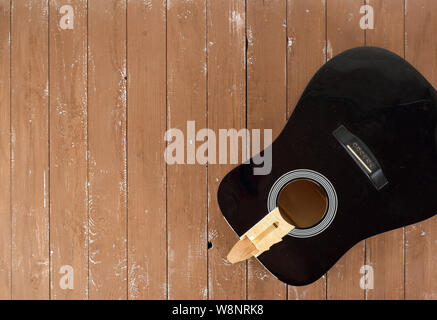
[217,47,437,286]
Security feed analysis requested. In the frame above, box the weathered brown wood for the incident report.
[246,0,287,300]
[88,0,127,299]
[287,0,326,116]
[365,0,404,300]
[207,0,247,299]
[287,0,327,300]
[11,0,50,299]
[326,0,365,300]
[5,0,437,301]
[405,0,437,299]
[49,0,88,299]
[0,0,11,300]
[167,0,207,299]
[127,0,167,300]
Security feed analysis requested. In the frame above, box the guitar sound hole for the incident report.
[277,179,328,229]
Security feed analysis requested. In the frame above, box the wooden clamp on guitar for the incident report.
[227,207,294,263]
[227,178,329,263]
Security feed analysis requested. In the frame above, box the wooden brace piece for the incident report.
[227,207,295,263]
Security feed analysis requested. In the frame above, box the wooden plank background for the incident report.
[11,0,50,299]
[127,0,167,300]
[246,0,287,300]
[0,0,10,300]
[0,0,436,299]
[207,0,246,299]
[49,0,88,300]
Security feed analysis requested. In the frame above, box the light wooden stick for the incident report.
[227,207,295,263]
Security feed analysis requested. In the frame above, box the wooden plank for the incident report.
[287,0,327,300]
[88,0,127,299]
[365,0,404,300]
[0,0,11,300]
[207,0,246,299]
[287,0,326,116]
[246,0,287,300]
[11,0,50,299]
[127,0,167,300]
[404,0,437,300]
[326,0,365,300]
[167,0,207,299]
[49,0,88,299]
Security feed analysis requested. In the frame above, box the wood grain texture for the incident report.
[207,0,247,299]
[3,0,437,300]
[246,0,287,300]
[167,0,207,299]
[404,0,437,299]
[88,0,127,299]
[49,0,88,299]
[365,0,404,300]
[11,0,50,299]
[0,0,11,300]
[127,0,167,300]
[326,0,365,300]
[287,0,326,116]
[287,0,327,300]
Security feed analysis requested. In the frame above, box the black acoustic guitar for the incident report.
[217,47,437,286]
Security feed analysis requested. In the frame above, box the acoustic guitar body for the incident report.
[217,47,437,286]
